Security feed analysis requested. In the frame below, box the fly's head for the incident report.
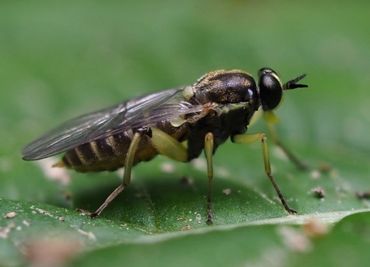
[258,67,307,111]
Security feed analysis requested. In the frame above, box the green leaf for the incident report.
[67,212,370,267]
[287,212,370,267]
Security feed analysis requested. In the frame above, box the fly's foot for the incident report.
[76,208,97,217]
[90,211,100,218]
[206,216,213,225]
[286,207,298,215]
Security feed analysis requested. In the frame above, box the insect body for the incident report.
[22,68,307,224]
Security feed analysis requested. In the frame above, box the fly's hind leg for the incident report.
[232,132,297,214]
[264,111,308,171]
[90,132,142,217]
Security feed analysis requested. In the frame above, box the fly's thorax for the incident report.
[189,70,259,110]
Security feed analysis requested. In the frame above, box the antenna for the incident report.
[283,74,308,90]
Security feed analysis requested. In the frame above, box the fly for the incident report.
[22,68,308,224]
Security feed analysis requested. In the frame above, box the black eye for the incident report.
[258,68,283,110]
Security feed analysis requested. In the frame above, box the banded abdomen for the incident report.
[60,122,189,173]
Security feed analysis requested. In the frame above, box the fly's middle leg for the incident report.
[150,128,188,162]
[150,128,215,225]
[204,132,214,225]
[91,132,142,217]
[232,132,297,215]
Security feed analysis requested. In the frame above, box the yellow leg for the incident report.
[264,111,308,171]
[150,128,188,162]
[232,132,297,214]
[204,132,214,225]
[152,128,215,224]
[91,132,142,217]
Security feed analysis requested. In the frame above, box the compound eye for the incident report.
[258,67,273,77]
[258,68,283,110]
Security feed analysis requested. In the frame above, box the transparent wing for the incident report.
[22,88,203,160]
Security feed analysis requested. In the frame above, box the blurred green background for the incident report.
[0,0,370,266]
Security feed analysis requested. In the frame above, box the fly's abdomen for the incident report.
[62,132,157,172]
[61,122,189,173]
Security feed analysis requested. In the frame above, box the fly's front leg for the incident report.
[232,132,297,214]
[91,132,142,217]
[264,111,308,171]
